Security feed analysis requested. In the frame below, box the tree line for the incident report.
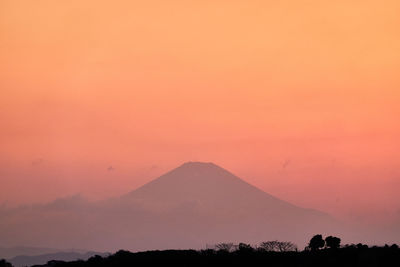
[213,240,297,252]
[0,235,399,267]
[212,234,376,252]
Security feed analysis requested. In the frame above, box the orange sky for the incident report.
[1,0,400,224]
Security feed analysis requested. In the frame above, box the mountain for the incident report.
[0,246,61,260]
[0,162,341,253]
[116,162,340,247]
[8,251,109,267]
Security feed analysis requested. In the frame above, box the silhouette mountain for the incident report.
[123,162,328,222]
[109,162,340,249]
[0,162,341,252]
[125,162,298,211]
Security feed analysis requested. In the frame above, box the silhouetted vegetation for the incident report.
[259,241,297,252]
[307,234,325,251]
[215,243,236,252]
[325,236,341,249]
[0,259,12,267]
[8,236,399,267]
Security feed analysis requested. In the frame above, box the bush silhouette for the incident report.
[308,234,325,251]
[325,236,341,249]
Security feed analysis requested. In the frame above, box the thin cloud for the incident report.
[107,166,115,171]
[282,159,291,169]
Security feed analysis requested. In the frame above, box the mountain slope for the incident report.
[121,162,323,219]
[112,162,339,248]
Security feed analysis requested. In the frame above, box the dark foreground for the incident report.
[2,245,396,267]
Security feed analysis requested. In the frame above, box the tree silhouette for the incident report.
[259,241,279,251]
[308,234,325,251]
[276,241,297,252]
[215,243,235,252]
[238,243,253,253]
[259,241,297,252]
[325,236,341,249]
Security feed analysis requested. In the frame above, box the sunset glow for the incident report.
[1,0,400,225]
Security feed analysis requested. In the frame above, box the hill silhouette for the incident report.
[8,251,108,267]
[0,247,61,261]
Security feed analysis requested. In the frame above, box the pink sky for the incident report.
[1,0,400,225]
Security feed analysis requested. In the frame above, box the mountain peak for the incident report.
[131,161,236,190]
[181,161,216,167]
[182,161,215,166]
[177,161,224,172]
[161,161,237,183]
[124,161,293,212]
[179,161,222,170]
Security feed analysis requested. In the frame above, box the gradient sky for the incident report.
[1,0,400,224]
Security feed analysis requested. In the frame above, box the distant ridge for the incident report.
[8,251,109,267]
[0,246,60,260]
